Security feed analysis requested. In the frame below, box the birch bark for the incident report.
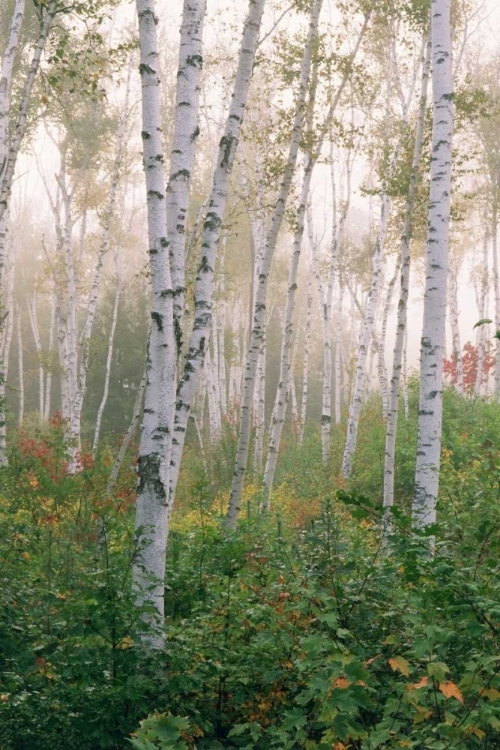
[167,0,206,354]
[0,1,57,225]
[27,292,45,418]
[107,372,146,496]
[168,0,266,504]
[93,281,121,453]
[412,0,453,529]
[492,207,500,398]
[298,269,313,445]
[342,45,420,479]
[383,34,430,513]
[134,0,177,635]
[448,259,463,394]
[227,0,324,528]
[474,230,489,395]
[16,307,23,425]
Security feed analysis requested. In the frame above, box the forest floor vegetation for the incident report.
[1,387,500,749]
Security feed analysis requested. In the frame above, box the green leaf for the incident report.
[473,318,493,328]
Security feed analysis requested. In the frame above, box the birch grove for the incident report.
[2,0,499,653]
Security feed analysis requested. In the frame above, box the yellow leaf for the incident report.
[389,656,410,677]
[407,676,428,691]
[472,728,485,739]
[22,551,31,561]
[482,688,500,701]
[439,681,464,705]
[117,636,134,650]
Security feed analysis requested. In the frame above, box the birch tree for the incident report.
[412,0,454,529]
[342,30,423,479]
[227,0,324,528]
[383,34,431,513]
[167,0,266,506]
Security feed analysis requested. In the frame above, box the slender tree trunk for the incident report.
[492,206,500,398]
[0,1,57,225]
[227,0,324,527]
[27,292,45,418]
[44,292,56,421]
[448,262,463,394]
[93,284,121,453]
[474,229,489,395]
[299,270,313,444]
[168,0,266,505]
[167,0,206,354]
[378,258,400,417]
[263,154,319,497]
[107,372,146,496]
[383,34,430,513]
[16,307,23,425]
[412,0,453,529]
[72,65,133,464]
[334,279,343,425]
[252,340,266,474]
[229,8,370,526]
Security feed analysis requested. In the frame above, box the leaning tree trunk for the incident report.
[383,34,431,514]
[167,0,206,355]
[412,0,453,530]
[342,48,419,479]
[168,0,266,506]
[263,149,322,497]
[0,0,57,226]
[226,0,321,527]
[228,7,371,527]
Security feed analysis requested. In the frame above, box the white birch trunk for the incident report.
[334,280,343,425]
[491,209,500,398]
[383,34,430,512]
[27,292,45,418]
[378,259,400,417]
[263,155,318,497]
[168,0,266,505]
[252,341,266,474]
[205,347,222,443]
[16,307,23,425]
[71,68,133,464]
[134,0,177,636]
[227,0,325,528]
[107,372,146,496]
[412,0,453,529]
[342,85,416,477]
[0,1,57,225]
[167,0,206,353]
[474,230,489,395]
[44,292,56,421]
[448,261,463,395]
[93,284,121,453]
[299,270,313,445]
